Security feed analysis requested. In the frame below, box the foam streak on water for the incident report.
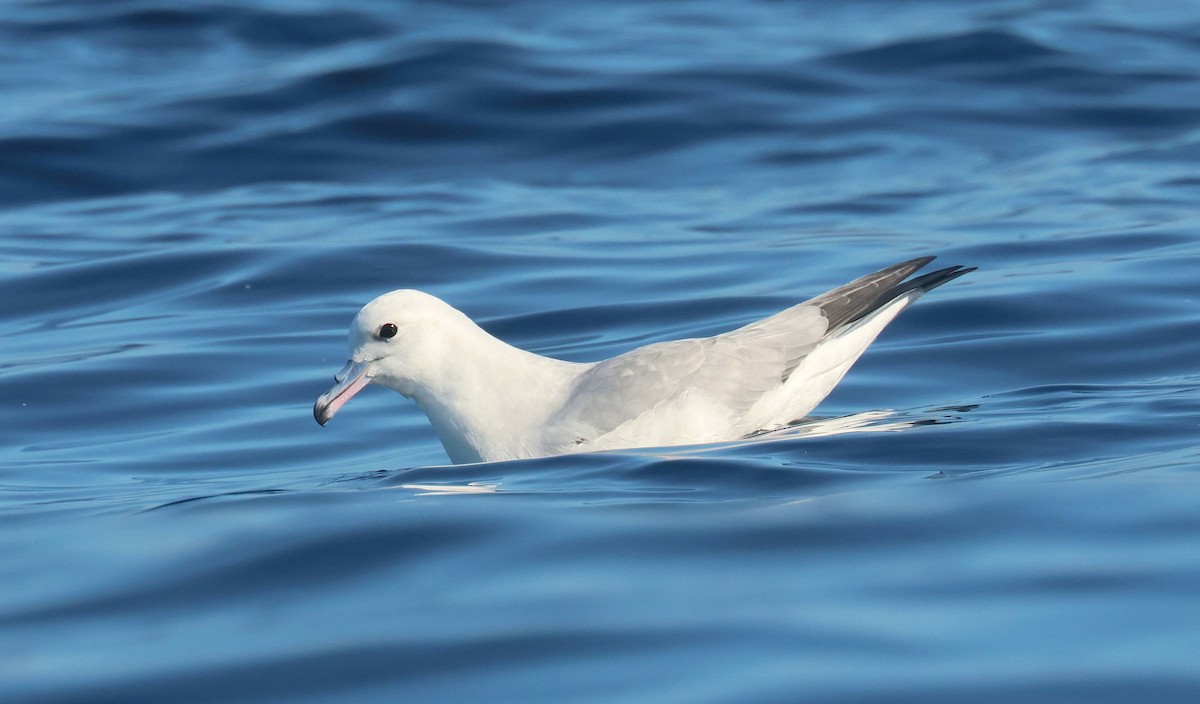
[2,2,1200,702]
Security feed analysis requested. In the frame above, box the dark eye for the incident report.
[378,323,398,340]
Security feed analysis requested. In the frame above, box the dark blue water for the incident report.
[4,1,1200,701]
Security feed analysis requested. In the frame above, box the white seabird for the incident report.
[314,256,973,464]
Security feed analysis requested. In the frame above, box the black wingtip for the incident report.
[903,264,976,295]
[840,261,974,327]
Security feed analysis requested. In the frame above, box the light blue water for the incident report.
[3,1,1200,702]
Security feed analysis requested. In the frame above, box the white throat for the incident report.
[389,323,583,463]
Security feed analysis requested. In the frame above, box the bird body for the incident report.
[315,257,972,464]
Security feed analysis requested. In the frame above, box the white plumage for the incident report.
[314,256,972,464]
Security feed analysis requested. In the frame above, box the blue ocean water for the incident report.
[3,0,1200,701]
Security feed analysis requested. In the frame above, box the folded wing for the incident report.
[551,256,974,449]
[557,305,828,444]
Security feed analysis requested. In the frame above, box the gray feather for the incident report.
[552,256,972,444]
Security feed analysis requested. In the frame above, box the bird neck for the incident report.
[409,325,580,463]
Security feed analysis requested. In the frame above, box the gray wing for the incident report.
[552,256,973,445]
[557,304,828,440]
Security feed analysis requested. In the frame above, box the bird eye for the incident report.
[378,323,398,340]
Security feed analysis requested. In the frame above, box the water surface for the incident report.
[3,1,1200,702]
